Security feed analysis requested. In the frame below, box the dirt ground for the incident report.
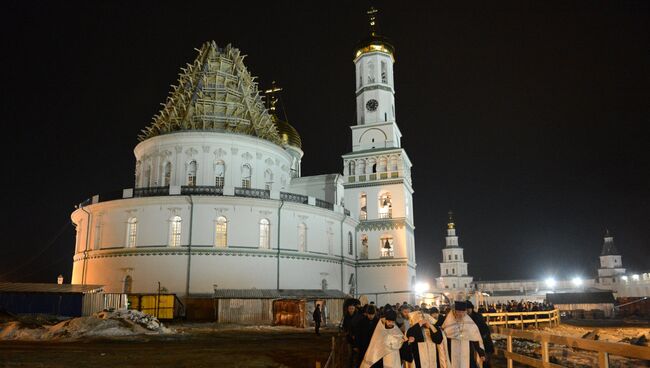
[0,325,333,368]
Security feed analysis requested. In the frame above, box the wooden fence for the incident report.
[483,309,560,329]
[494,327,650,368]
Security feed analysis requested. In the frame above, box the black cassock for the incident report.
[405,324,444,368]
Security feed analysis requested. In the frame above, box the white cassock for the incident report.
[405,312,450,368]
[441,312,484,368]
[360,318,405,368]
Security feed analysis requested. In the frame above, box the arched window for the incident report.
[348,161,355,176]
[298,223,307,252]
[361,234,369,259]
[123,275,133,294]
[452,268,455,274]
[381,61,387,84]
[214,160,225,188]
[380,235,394,258]
[359,193,367,220]
[259,218,270,249]
[264,169,273,191]
[455,254,458,260]
[448,255,452,260]
[187,161,197,186]
[162,162,172,186]
[377,157,387,172]
[242,164,252,188]
[367,61,375,84]
[169,216,182,247]
[378,192,392,219]
[215,216,227,247]
[357,160,366,175]
[126,217,137,248]
[368,158,377,173]
[348,232,353,255]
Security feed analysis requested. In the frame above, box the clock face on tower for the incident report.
[366,99,378,112]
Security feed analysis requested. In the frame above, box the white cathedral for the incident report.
[70,10,416,306]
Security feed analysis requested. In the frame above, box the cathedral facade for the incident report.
[70,13,416,306]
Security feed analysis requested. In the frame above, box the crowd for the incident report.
[484,300,554,313]
[335,299,494,368]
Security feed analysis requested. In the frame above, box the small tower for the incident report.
[435,212,473,301]
[597,229,626,286]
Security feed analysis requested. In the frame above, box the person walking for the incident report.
[313,304,322,336]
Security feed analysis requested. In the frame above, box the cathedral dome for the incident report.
[272,116,302,149]
[138,41,282,146]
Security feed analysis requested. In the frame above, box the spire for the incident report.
[263,81,302,149]
[447,211,455,229]
[264,81,282,113]
[601,229,619,256]
[354,6,395,59]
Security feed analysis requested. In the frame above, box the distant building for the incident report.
[435,212,473,302]
[596,229,626,286]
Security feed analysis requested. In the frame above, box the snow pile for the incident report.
[0,309,173,341]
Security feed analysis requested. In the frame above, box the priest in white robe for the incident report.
[404,310,451,368]
[441,301,485,368]
[361,309,408,368]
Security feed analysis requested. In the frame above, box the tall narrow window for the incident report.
[378,193,392,219]
[242,164,252,188]
[348,232,353,255]
[359,193,368,220]
[169,216,182,247]
[381,61,387,83]
[361,235,369,259]
[348,161,355,176]
[264,169,273,191]
[187,161,197,186]
[126,217,137,248]
[144,165,152,187]
[298,223,307,252]
[123,275,133,294]
[135,161,142,187]
[214,160,225,188]
[367,61,375,84]
[163,162,172,186]
[259,218,270,249]
[215,216,227,247]
[389,156,398,172]
[380,236,394,258]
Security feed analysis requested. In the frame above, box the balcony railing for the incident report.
[134,186,169,197]
[181,186,223,196]
[348,171,400,183]
[315,198,334,211]
[280,191,308,204]
[234,187,270,199]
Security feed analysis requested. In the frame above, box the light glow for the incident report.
[632,274,640,281]
[572,277,583,287]
[545,277,556,289]
[414,282,430,294]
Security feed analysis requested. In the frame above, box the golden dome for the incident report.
[272,115,302,149]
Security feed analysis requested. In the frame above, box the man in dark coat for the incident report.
[466,301,494,368]
[353,305,379,367]
[313,303,322,336]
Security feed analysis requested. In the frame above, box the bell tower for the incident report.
[343,7,416,305]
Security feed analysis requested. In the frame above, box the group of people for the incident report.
[488,300,554,313]
[340,300,494,368]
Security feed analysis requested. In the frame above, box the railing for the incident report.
[494,326,650,368]
[134,186,169,197]
[181,185,223,195]
[281,191,308,204]
[315,198,334,211]
[483,309,560,329]
[234,187,270,199]
[347,171,400,184]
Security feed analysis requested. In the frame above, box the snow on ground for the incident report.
[0,310,173,341]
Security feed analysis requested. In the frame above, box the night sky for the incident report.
[3,1,649,285]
